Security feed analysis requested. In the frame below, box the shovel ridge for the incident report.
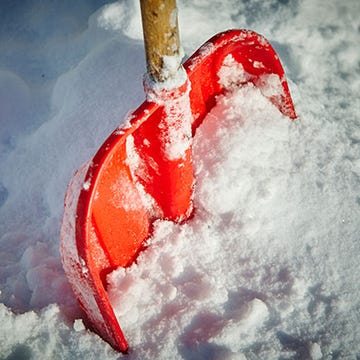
[60,29,296,352]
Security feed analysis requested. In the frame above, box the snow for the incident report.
[144,51,187,93]
[1,0,360,359]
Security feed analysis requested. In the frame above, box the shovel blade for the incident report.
[60,29,296,352]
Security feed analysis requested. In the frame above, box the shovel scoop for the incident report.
[60,0,296,353]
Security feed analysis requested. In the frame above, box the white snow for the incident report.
[144,68,192,161]
[218,54,252,89]
[1,0,360,359]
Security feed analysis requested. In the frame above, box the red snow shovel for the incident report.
[60,0,296,353]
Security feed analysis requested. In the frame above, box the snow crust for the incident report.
[1,0,360,359]
[144,70,192,161]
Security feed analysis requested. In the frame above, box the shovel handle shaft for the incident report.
[140,0,181,82]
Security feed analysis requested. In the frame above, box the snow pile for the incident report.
[1,0,360,359]
[107,79,360,358]
[108,84,292,358]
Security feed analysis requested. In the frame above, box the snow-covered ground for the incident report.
[1,0,360,359]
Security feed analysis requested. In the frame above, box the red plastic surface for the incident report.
[60,29,296,353]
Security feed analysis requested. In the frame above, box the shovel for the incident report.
[60,0,296,353]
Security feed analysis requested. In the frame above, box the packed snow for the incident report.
[1,0,360,359]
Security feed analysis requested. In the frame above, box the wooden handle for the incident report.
[140,0,181,82]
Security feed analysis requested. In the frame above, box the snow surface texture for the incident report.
[0,0,360,359]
